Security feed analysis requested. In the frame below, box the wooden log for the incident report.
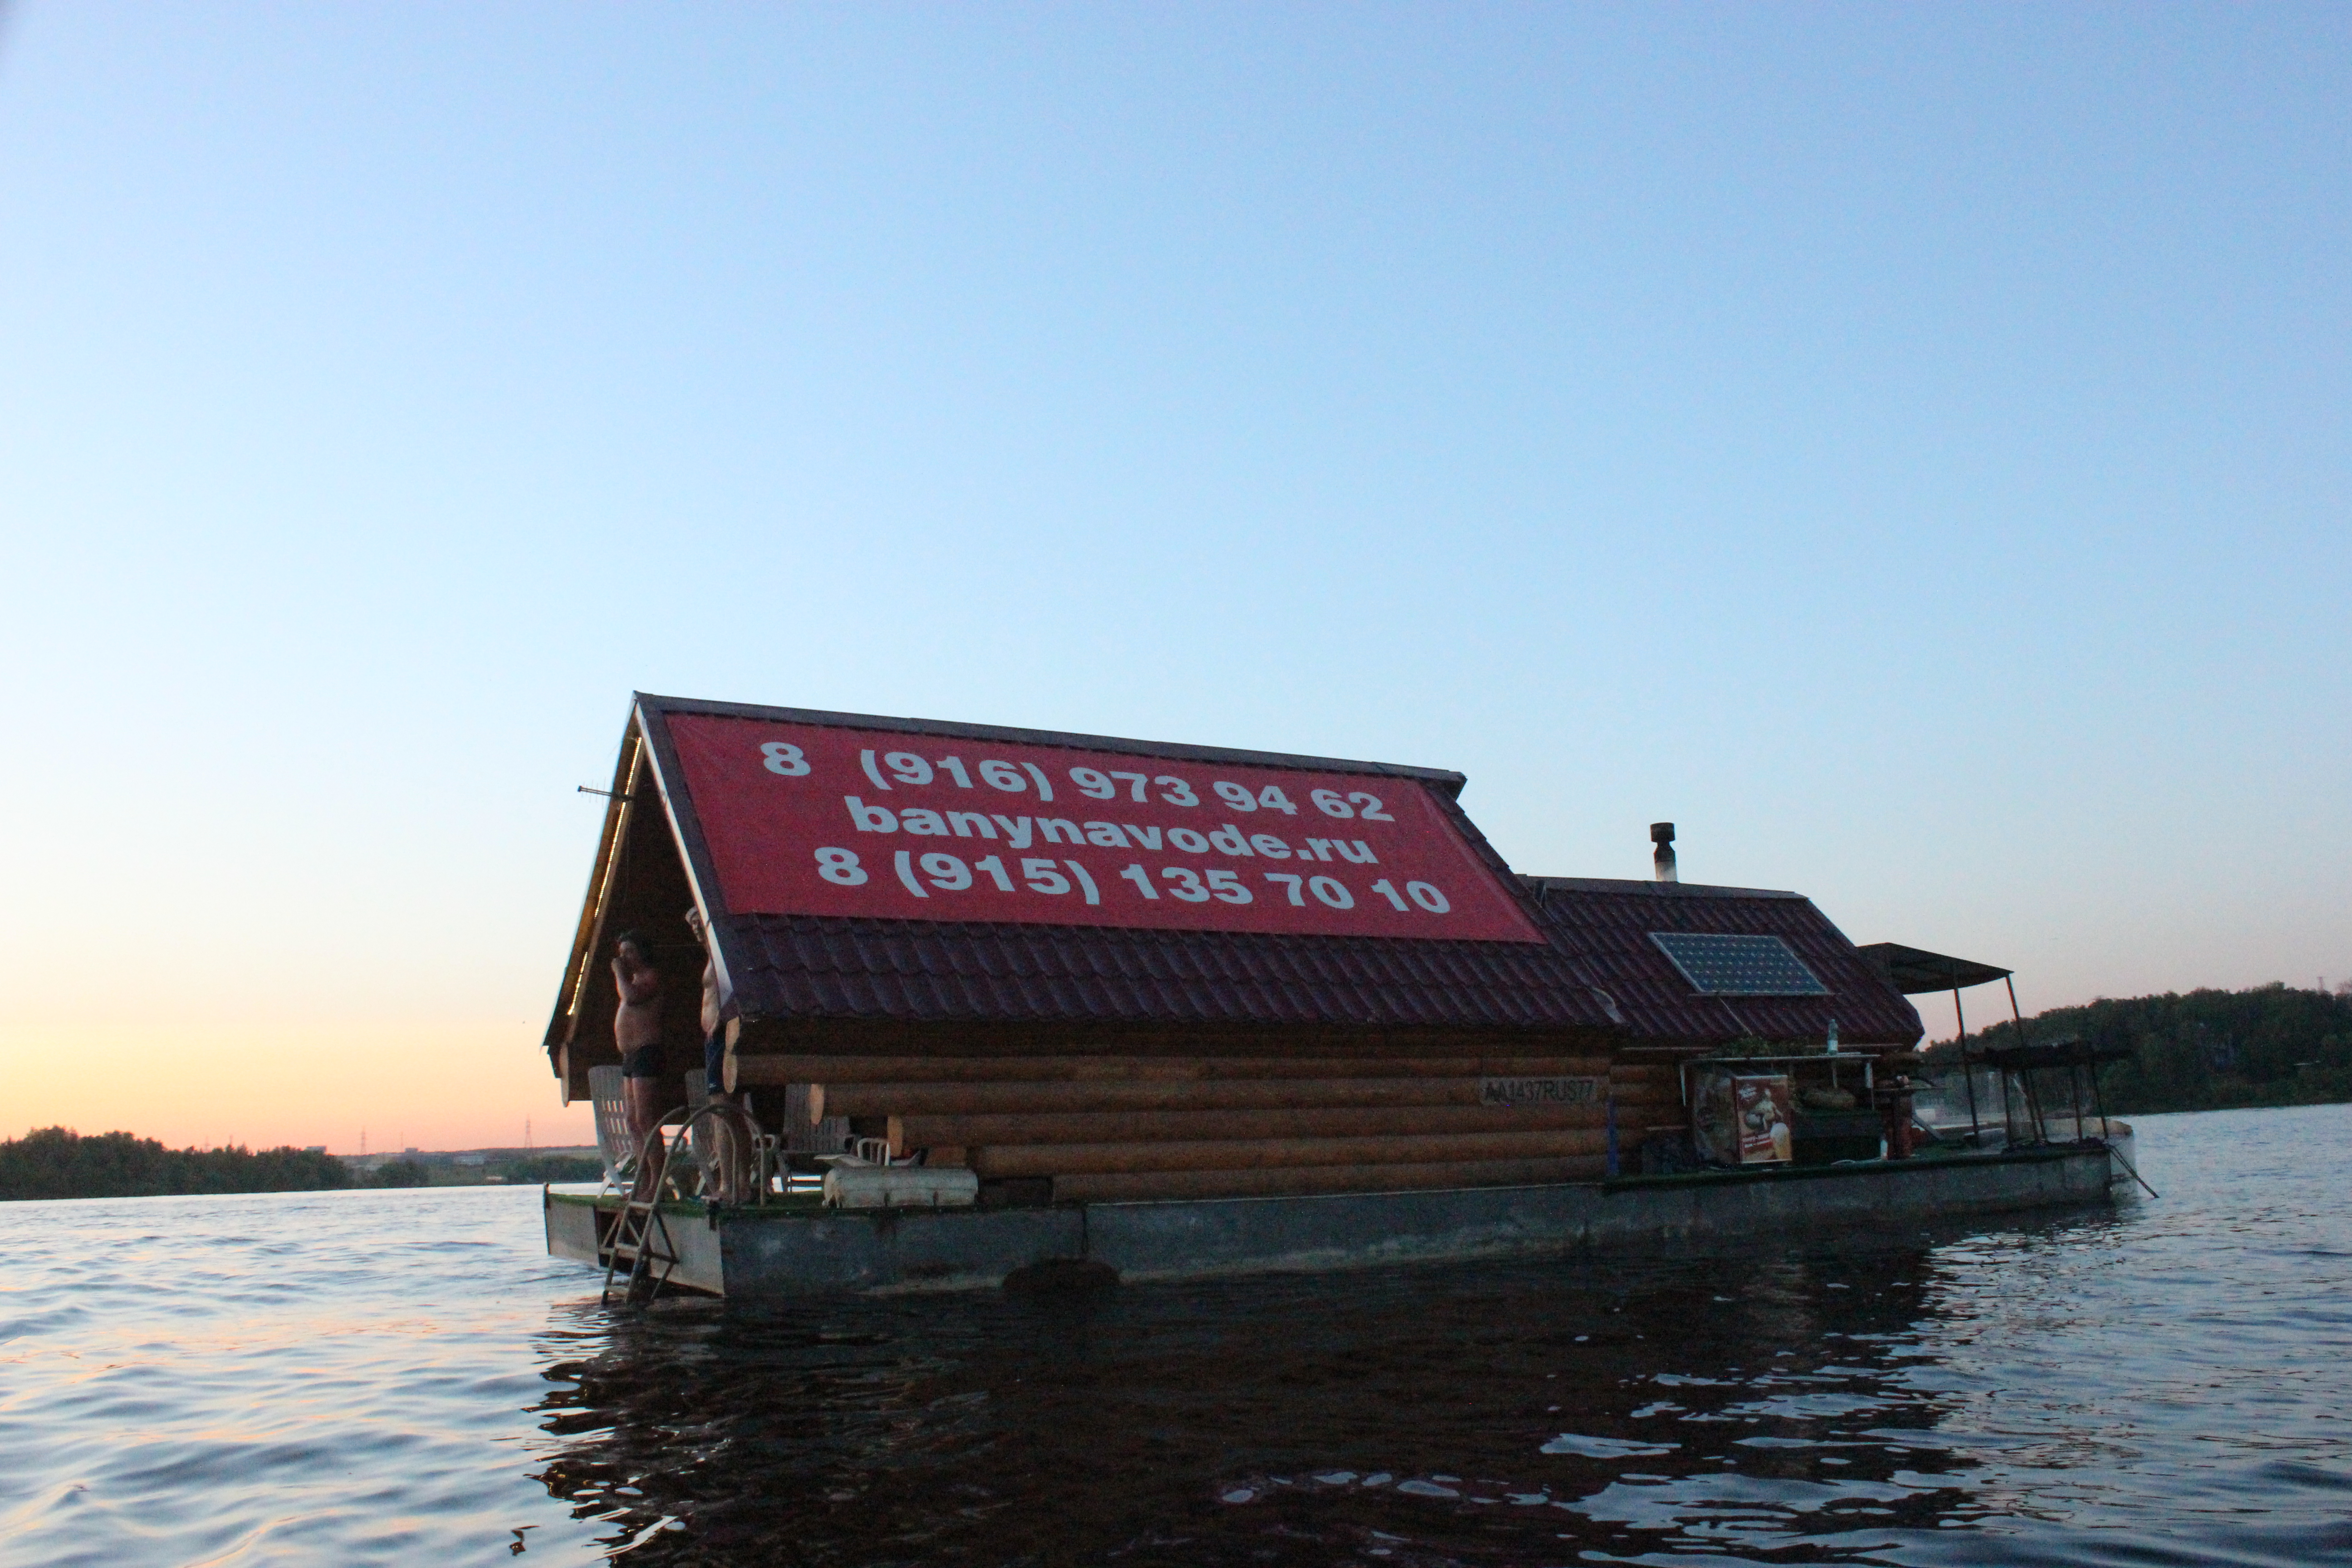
[967,1127,1610,1178]
[734,1054,1610,1088]
[1050,1155,1610,1203]
[891,1103,1611,1149]
[816,1077,1563,1119]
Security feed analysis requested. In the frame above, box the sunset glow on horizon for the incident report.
[13,1017,595,1155]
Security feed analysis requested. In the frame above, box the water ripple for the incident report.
[5,1107,2352,1563]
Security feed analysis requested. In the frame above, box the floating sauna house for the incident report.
[543,694,2117,1296]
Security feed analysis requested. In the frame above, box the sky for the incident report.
[1,3,2345,1152]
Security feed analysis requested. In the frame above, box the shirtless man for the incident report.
[684,904,746,1202]
[610,930,668,1196]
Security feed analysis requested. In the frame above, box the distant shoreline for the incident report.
[1924,982,2350,1118]
[0,1127,603,1202]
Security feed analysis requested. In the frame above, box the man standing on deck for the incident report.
[684,904,747,1202]
[610,930,668,1198]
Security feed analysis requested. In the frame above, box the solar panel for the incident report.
[1649,932,1828,996]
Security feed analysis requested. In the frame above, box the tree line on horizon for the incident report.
[1923,981,2352,1114]
[0,1128,355,1201]
[0,1128,604,1201]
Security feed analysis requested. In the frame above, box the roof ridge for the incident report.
[1519,875,1805,900]
[633,691,1466,788]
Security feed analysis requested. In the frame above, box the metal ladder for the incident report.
[599,1122,683,1304]
[598,1101,769,1304]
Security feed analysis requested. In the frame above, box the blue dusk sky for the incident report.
[1,3,2345,1149]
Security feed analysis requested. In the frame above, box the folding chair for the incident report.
[587,1064,636,1193]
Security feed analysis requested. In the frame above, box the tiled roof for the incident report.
[555,694,1919,1049]
[710,881,1920,1044]
[715,911,1623,1033]
[1518,877,1922,1048]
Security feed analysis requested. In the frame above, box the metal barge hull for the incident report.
[546,1145,2113,1298]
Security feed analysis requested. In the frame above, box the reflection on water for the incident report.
[8,1106,2352,1565]
[534,1244,1994,1564]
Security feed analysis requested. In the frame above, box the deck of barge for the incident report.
[546,1143,2116,1298]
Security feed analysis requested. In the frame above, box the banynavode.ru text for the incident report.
[837,795,1380,864]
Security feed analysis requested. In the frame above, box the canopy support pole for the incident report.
[2005,975,2048,1142]
[1953,974,1982,1143]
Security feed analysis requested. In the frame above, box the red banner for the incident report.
[666,715,1546,944]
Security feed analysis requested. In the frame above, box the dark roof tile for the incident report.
[713,909,1626,1034]
[1517,876,1921,1048]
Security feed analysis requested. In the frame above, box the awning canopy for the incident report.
[1855,941,2012,995]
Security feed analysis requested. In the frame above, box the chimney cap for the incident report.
[1650,822,1676,844]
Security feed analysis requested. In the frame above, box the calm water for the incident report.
[5,1107,2350,1567]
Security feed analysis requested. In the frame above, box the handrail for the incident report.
[668,1098,769,1205]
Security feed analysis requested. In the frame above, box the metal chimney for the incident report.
[1651,822,1678,883]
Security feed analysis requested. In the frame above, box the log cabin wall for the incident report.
[733,1042,1618,1202]
[733,1037,1907,1203]
[1608,1051,1689,1147]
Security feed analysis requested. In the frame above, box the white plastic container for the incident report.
[821,1165,981,1210]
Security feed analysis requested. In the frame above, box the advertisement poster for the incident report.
[665,714,1547,942]
[1734,1076,1795,1165]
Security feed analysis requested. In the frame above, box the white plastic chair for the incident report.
[588,1065,635,1191]
[782,1082,851,1156]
